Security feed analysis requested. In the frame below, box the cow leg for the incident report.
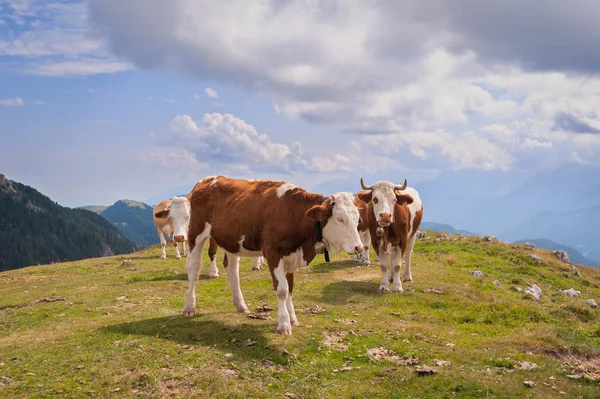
[391,248,404,293]
[157,229,167,259]
[403,235,417,282]
[378,248,390,293]
[208,238,220,278]
[183,239,188,257]
[174,240,181,259]
[251,256,263,271]
[224,252,249,313]
[183,237,207,317]
[269,258,292,335]
[286,272,299,326]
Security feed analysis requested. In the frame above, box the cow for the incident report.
[153,198,188,260]
[183,176,364,335]
[154,195,264,275]
[356,178,423,293]
[352,192,378,266]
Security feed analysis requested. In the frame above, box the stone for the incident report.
[522,242,536,250]
[562,288,581,298]
[416,230,427,239]
[483,235,498,242]
[552,250,570,264]
[586,299,598,308]
[469,270,485,278]
[524,284,542,300]
[528,254,542,263]
[493,280,501,287]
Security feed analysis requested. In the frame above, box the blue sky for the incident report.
[2,0,600,207]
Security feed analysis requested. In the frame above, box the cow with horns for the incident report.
[183,176,364,335]
[356,178,423,293]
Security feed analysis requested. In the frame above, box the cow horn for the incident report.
[394,179,408,191]
[360,178,373,190]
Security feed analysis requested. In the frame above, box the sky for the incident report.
[1,0,600,207]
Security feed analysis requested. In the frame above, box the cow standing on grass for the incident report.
[153,198,188,260]
[182,176,364,335]
[357,179,423,293]
[154,194,264,274]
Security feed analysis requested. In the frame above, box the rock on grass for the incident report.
[524,284,542,300]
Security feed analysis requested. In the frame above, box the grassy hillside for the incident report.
[514,238,600,268]
[1,234,599,398]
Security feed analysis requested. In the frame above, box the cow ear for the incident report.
[306,204,327,221]
[154,208,170,218]
[395,193,414,205]
[357,191,372,203]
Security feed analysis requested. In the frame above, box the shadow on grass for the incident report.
[309,259,364,274]
[102,316,283,362]
[126,273,219,283]
[319,280,380,305]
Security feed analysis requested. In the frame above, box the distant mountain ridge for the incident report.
[98,200,158,248]
[420,222,474,236]
[78,205,108,214]
[0,174,136,271]
[513,238,600,268]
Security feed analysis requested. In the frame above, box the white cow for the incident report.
[152,197,189,259]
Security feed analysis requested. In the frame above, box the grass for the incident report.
[1,233,599,398]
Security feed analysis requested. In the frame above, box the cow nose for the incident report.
[174,235,185,243]
[378,212,392,224]
[355,245,364,254]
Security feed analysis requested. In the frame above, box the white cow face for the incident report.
[169,196,191,242]
[357,180,414,226]
[307,192,364,255]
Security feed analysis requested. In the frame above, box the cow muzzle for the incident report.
[378,212,392,226]
[174,235,185,243]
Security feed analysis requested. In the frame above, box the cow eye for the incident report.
[337,216,344,224]
[373,197,379,204]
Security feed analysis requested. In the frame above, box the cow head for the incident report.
[154,196,191,242]
[358,178,413,227]
[306,192,364,255]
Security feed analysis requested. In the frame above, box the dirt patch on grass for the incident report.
[321,331,348,351]
[367,347,421,365]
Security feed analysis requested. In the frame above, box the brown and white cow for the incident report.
[357,179,423,293]
[155,193,264,276]
[183,176,364,335]
[153,198,188,259]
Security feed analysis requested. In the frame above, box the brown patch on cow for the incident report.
[411,204,424,238]
[356,190,372,204]
[354,193,370,233]
[394,192,414,205]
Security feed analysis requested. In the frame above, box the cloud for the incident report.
[0,97,24,106]
[1,0,131,76]
[162,112,359,174]
[204,87,218,99]
[84,1,600,172]
[25,59,132,76]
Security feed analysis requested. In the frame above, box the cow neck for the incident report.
[314,196,330,263]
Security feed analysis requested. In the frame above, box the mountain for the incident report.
[513,238,600,268]
[420,222,474,236]
[77,205,108,214]
[0,174,136,271]
[100,200,158,248]
[507,204,600,264]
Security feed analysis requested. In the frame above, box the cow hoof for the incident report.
[252,266,261,271]
[378,286,390,293]
[392,287,404,293]
[183,310,195,317]
[160,255,166,260]
[239,308,250,314]
[209,273,220,278]
[364,261,371,266]
[291,319,300,326]
[278,328,293,335]
[176,255,181,260]
[403,278,413,283]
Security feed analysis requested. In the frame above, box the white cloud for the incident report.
[204,87,218,99]
[0,97,24,106]
[163,112,360,174]
[26,59,132,76]
[1,0,131,76]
